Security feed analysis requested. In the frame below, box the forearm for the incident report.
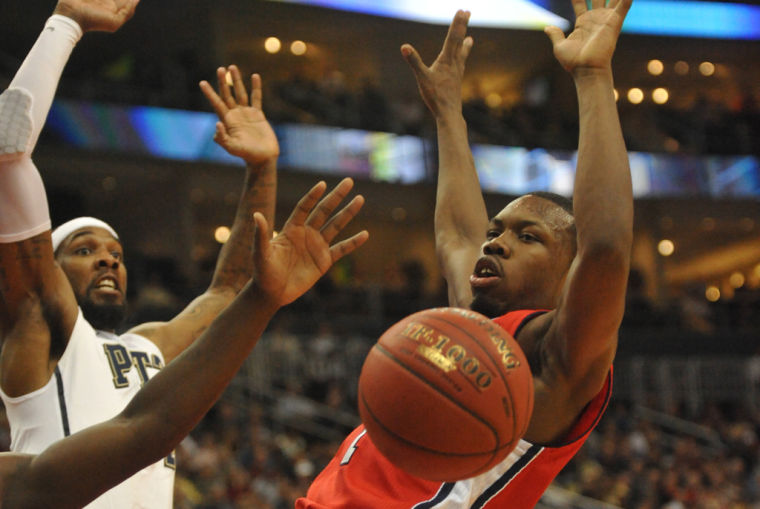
[434,112,489,244]
[209,157,277,292]
[123,283,278,443]
[0,16,82,244]
[8,16,82,152]
[21,284,279,508]
[572,69,633,252]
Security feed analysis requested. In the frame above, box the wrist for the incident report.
[435,109,466,128]
[244,153,279,170]
[241,281,282,316]
[572,67,613,84]
[52,6,85,32]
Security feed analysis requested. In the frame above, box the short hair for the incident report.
[525,191,574,217]
[525,191,577,255]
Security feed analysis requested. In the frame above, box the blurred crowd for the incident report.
[3,59,756,157]
[558,402,760,509]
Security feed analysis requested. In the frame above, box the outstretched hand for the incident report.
[544,0,632,75]
[199,66,280,166]
[251,178,368,307]
[401,10,473,118]
[53,0,139,32]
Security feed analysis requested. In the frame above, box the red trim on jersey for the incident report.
[297,310,612,509]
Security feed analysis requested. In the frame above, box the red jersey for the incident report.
[297,310,612,509]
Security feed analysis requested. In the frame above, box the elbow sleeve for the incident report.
[0,14,82,243]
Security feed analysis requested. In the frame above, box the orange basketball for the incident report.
[357,307,534,482]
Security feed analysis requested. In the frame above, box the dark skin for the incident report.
[0,0,279,398]
[0,180,368,509]
[403,0,633,445]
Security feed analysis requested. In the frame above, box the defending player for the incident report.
[0,0,278,507]
[298,1,633,507]
[0,179,368,508]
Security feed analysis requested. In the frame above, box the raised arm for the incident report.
[130,66,280,363]
[401,11,488,308]
[544,0,633,405]
[1,180,367,509]
[0,0,139,397]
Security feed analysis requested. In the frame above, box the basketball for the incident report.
[357,307,534,482]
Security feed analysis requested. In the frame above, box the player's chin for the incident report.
[469,293,508,319]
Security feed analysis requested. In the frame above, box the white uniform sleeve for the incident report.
[0,15,83,243]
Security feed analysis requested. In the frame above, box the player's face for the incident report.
[469,196,575,318]
[57,227,128,331]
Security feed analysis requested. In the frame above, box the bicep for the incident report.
[551,249,628,389]
[128,290,233,363]
[436,240,479,308]
[0,234,78,395]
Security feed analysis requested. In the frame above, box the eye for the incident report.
[111,251,123,261]
[519,232,539,243]
[486,229,501,240]
[74,247,92,256]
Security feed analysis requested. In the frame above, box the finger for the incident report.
[126,0,140,20]
[613,0,633,19]
[229,65,249,106]
[591,0,605,9]
[544,26,566,46]
[216,67,236,109]
[250,73,263,110]
[320,194,365,244]
[401,44,429,80]
[213,121,229,145]
[461,36,474,61]
[329,230,369,264]
[441,10,470,61]
[571,0,587,17]
[199,80,228,119]
[305,178,355,230]
[286,181,328,227]
[252,212,271,270]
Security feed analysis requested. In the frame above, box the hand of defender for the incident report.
[251,178,368,307]
[544,0,632,74]
[401,10,473,119]
[53,0,140,32]
[199,66,280,166]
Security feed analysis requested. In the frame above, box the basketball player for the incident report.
[0,178,368,508]
[0,0,279,507]
[298,1,633,507]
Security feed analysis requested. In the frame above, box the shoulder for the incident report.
[492,309,551,337]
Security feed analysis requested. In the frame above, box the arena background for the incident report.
[1,1,759,507]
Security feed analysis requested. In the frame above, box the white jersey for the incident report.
[0,309,175,508]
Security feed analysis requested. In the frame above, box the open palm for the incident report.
[545,0,632,73]
[200,66,279,166]
[252,179,368,306]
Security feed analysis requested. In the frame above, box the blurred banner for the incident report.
[265,0,760,39]
[46,100,760,198]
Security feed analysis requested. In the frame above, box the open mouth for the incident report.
[92,276,120,293]
[470,258,501,288]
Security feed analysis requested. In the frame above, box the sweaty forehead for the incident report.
[496,195,574,232]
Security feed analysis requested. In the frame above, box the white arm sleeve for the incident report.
[0,15,82,243]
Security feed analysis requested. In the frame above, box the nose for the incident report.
[96,252,120,270]
[483,237,510,257]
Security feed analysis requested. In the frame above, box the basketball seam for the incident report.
[358,385,500,480]
[370,342,513,458]
[423,313,524,450]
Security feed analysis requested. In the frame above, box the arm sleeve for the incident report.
[0,15,83,243]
